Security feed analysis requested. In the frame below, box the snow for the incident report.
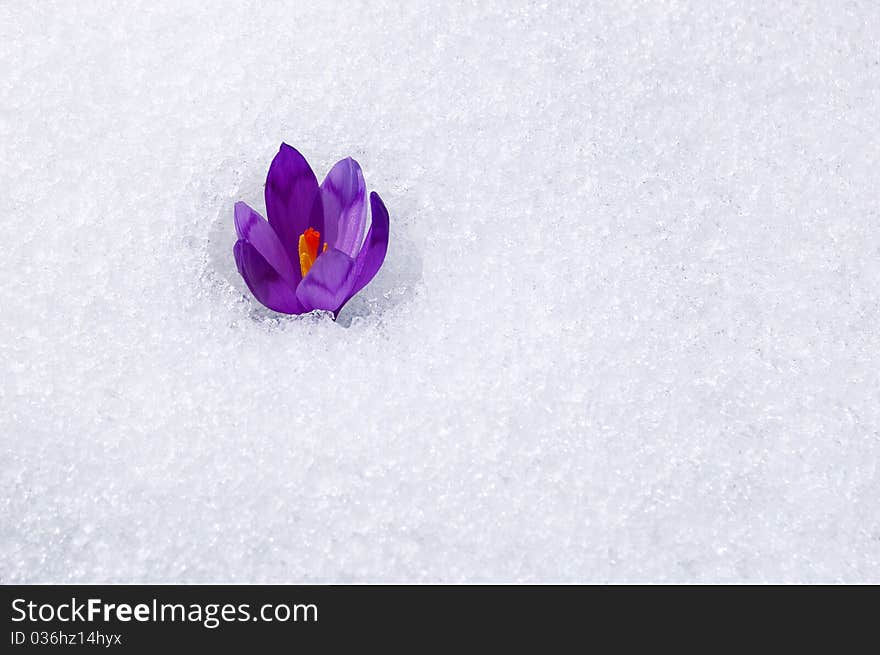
[2,1,880,583]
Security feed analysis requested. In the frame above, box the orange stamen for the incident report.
[298,227,325,277]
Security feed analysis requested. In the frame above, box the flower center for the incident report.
[298,227,327,277]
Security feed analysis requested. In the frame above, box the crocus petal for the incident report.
[234,240,305,314]
[320,157,366,258]
[347,191,390,300]
[295,248,357,312]
[265,143,323,262]
[234,201,299,287]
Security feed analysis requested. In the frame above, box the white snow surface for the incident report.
[2,1,880,583]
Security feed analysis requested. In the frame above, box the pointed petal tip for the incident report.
[278,142,311,162]
[233,201,257,240]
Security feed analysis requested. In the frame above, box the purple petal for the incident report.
[347,192,390,300]
[320,157,366,258]
[295,248,357,312]
[234,240,305,314]
[264,143,323,262]
[234,201,299,287]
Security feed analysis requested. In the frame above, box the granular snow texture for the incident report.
[2,1,879,582]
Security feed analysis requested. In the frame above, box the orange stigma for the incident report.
[298,227,327,277]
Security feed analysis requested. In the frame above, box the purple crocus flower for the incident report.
[233,143,389,317]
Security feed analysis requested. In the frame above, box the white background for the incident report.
[2,1,879,582]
